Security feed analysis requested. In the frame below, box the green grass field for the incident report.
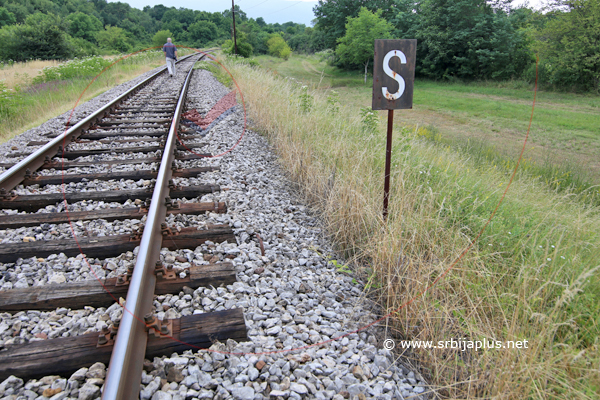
[255,54,600,200]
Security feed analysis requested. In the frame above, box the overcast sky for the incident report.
[115,0,547,27]
[118,0,318,26]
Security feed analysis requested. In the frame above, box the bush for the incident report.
[222,33,253,58]
[96,26,132,53]
[152,30,173,49]
[69,37,99,58]
[32,56,112,84]
[0,13,73,62]
[266,34,292,60]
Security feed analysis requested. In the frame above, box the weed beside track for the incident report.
[225,57,600,399]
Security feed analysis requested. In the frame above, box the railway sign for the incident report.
[372,39,417,110]
[372,39,417,220]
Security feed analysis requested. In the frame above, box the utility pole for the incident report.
[232,0,238,55]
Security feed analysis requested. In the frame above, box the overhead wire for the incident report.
[245,0,271,10]
[263,0,304,15]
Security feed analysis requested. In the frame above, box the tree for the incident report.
[414,0,531,80]
[161,8,194,30]
[222,5,247,24]
[267,33,292,59]
[146,4,170,21]
[222,31,252,57]
[533,0,600,92]
[187,20,218,47]
[0,7,16,27]
[336,7,393,83]
[313,0,398,49]
[96,25,131,53]
[0,13,73,61]
[100,2,132,27]
[4,2,28,23]
[252,30,270,54]
[161,19,184,40]
[65,12,102,43]
[152,30,173,49]
[388,0,420,39]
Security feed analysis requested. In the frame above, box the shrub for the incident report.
[266,34,292,60]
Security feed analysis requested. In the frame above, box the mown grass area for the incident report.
[254,54,600,205]
[0,50,178,144]
[223,55,600,399]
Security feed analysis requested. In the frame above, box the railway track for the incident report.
[0,53,247,399]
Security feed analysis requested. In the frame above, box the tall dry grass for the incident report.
[0,52,166,144]
[224,58,600,399]
[0,60,62,90]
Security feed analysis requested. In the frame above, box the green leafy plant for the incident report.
[359,106,378,132]
[267,33,292,60]
[364,267,382,289]
[330,259,352,274]
[32,56,112,84]
[0,80,14,118]
[299,85,313,113]
[326,90,340,114]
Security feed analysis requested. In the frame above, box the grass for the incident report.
[0,59,63,90]
[222,55,600,399]
[254,54,600,201]
[193,58,233,87]
[0,51,170,144]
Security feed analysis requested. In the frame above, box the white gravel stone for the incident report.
[77,382,100,400]
[231,385,255,400]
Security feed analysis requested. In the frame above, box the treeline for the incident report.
[0,0,317,61]
[0,0,597,92]
[313,0,600,92]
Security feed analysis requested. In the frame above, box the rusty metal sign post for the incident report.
[372,39,417,220]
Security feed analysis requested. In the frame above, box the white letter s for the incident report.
[382,50,406,100]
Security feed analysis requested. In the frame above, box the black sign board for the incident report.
[372,39,417,110]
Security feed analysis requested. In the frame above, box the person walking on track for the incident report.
[163,38,178,77]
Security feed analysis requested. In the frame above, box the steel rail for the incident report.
[0,54,195,193]
[102,57,199,400]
